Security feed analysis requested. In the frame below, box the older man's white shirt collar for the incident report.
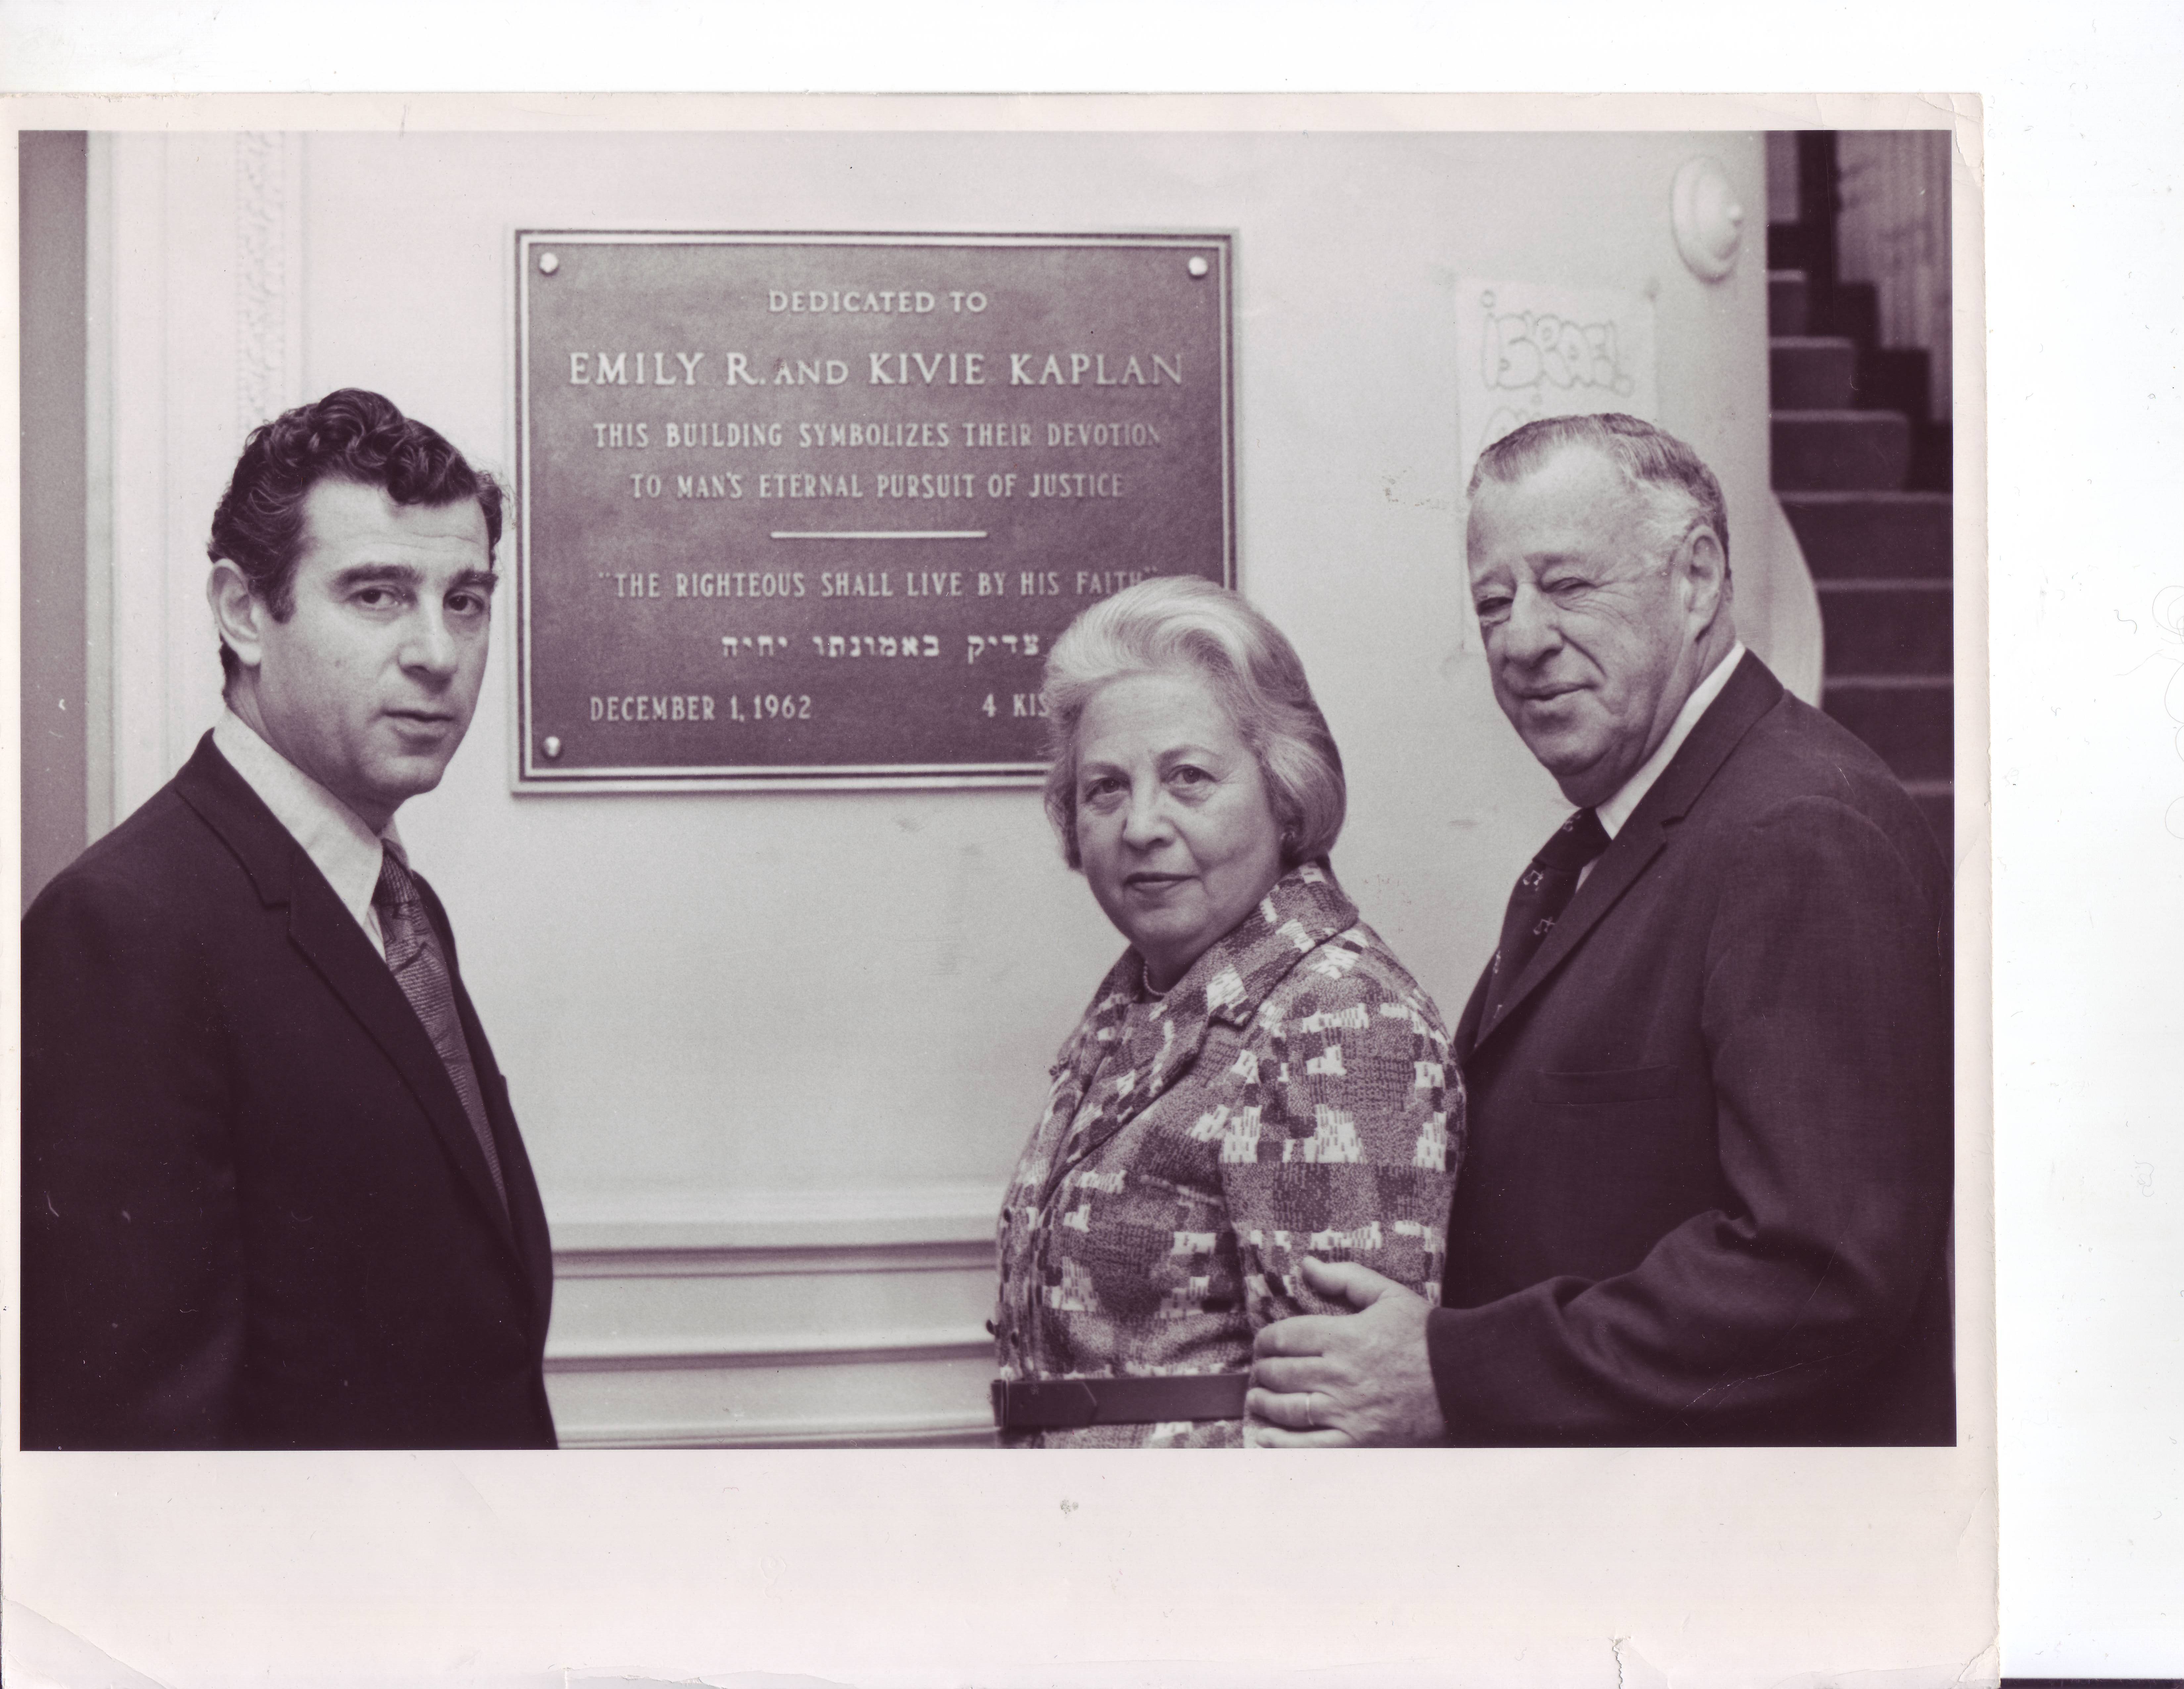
[211,708,403,958]
[1595,642,1747,841]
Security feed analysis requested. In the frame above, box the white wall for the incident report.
[101,126,1787,1445]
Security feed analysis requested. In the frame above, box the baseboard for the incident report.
[541,1183,1005,1449]
[555,1409,998,1449]
[546,1327,991,1371]
[554,1237,996,1281]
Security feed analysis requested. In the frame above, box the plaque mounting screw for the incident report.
[1186,256,1209,279]
[542,736,563,758]
[538,252,560,275]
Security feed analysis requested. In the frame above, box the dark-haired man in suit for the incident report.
[23,388,557,1449]
[1247,413,1954,1446]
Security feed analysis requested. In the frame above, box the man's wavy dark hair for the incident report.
[207,388,505,682]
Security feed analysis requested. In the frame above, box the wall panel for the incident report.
[18,131,90,910]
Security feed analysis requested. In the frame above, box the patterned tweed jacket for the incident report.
[994,860,1464,1447]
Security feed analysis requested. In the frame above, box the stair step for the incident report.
[1768,269,1811,336]
[1772,410,1911,492]
[1817,580,1953,677]
[1853,345,1934,422]
[1909,420,1953,494]
[1771,336,1859,409]
[1780,491,1953,579]
[1814,281,1881,350]
[1903,779,1955,863]
[1823,677,1953,780]
[1767,222,1819,274]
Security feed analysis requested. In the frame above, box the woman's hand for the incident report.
[1245,1258,1449,1447]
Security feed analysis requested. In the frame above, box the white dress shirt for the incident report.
[211,709,403,960]
[1568,643,1747,893]
[1595,642,1748,840]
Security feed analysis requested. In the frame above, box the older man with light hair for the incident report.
[1248,412,1954,1446]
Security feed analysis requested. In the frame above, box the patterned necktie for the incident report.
[373,850,508,1214]
[1482,808,1612,1030]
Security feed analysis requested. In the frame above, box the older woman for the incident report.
[992,576,1463,1447]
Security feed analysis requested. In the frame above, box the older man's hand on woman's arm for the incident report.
[1246,1258,1449,1447]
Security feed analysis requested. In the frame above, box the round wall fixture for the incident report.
[1671,157,1745,282]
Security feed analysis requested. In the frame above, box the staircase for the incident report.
[1766,133,1954,861]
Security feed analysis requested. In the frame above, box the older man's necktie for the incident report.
[1482,808,1612,1031]
[373,850,508,1213]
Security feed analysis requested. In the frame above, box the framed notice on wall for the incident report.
[513,231,1236,790]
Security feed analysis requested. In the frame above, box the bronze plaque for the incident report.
[513,231,1235,789]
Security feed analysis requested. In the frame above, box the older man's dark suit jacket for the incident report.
[21,734,557,1449]
[1429,652,1954,1444]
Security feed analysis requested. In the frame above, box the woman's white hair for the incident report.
[1040,575,1347,872]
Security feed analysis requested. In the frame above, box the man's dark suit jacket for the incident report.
[1430,652,1954,1444]
[21,734,558,1449]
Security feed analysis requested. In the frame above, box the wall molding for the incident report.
[234,131,305,437]
[556,1410,995,1450]
[555,1237,995,1281]
[105,132,174,820]
[542,1183,1002,1449]
[546,1181,1007,1257]
[83,133,117,843]
[545,1327,990,1372]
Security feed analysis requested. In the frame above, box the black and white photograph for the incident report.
[0,38,2172,1687]
[14,118,1967,1455]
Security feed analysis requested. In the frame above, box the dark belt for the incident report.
[991,1372,1249,1431]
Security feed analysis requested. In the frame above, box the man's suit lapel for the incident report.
[1468,653,1785,1058]
[174,735,523,1254]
